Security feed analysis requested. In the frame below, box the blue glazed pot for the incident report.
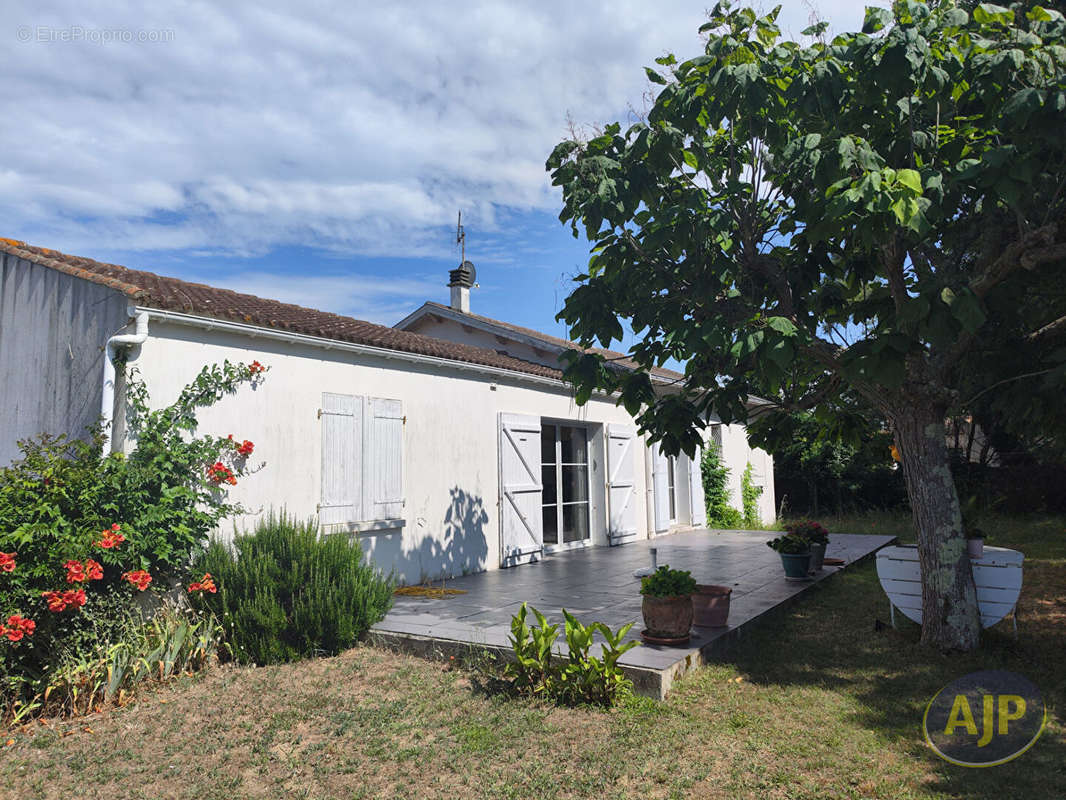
[779,551,812,579]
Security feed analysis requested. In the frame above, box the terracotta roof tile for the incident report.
[0,240,562,381]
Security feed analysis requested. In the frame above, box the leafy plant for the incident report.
[0,359,266,714]
[786,520,829,545]
[741,463,763,528]
[766,534,811,555]
[505,602,559,698]
[701,441,744,528]
[547,1,1066,649]
[505,603,637,707]
[191,512,394,665]
[639,565,697,598]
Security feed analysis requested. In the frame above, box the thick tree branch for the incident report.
[1028,314,1066,342]
[970,224,1060,299]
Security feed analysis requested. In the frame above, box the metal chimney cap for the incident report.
[448,260,476,288]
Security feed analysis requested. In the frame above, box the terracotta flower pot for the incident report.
[642,594,694,639]
[692,584,731,627]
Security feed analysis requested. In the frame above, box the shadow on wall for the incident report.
[361,486,490,585]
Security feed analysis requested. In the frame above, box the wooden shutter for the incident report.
[499,413,543,567]
[368,397,404,520]
[320,393,363,525]
[651,443,670,534]
[689,444,706,527]
[606,424,638,544]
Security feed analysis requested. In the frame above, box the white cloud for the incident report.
[200,271,442,325]
[2,1,866,259]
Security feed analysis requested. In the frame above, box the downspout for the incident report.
[101,310,149,454]
[644,438,655,538]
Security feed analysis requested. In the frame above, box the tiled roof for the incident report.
[415,301,684,382]
[0,239,563,381]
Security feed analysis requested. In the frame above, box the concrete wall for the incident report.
[403,313,565,372]
[126,319,662,584]
[407,312,777,526]
[713,419,777,526]
[0,254,129,466]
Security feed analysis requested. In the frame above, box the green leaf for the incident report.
[941,287,987,333]
[862,6,892,33]
[973,3,1014,25]
[645,67,667,85]
[766,316,798,336]
[896,168,922,195]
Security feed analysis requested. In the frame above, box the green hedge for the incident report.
[193,513,394,665]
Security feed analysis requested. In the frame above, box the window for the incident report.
[319,393,404,529]
[541,423,591,546]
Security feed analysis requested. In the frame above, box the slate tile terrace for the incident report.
[370,529,897,698]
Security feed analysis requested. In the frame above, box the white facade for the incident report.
[0,247,776,586]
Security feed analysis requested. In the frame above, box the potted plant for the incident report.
[767,533,812,580]
[692,584,732,627]
[788,520,829,572]
[640,565,697,644]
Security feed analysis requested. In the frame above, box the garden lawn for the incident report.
[4,513,1064,800]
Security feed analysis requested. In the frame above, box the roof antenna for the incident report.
[448,211,477,312]
[456,211,466,264]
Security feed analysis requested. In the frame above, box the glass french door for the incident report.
[541,424,591,548]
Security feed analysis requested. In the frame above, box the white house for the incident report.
[0,239,774,584]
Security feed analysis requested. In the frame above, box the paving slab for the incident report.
[369,528,896,698]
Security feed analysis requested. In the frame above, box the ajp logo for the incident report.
[923,670,1046,767]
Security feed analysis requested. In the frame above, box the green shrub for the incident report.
[505,602,636,707]
[766,533,810,554]
[0,360,266,716]
[639,565,697,598]
[192,513,394,665]
[701,442,744,528]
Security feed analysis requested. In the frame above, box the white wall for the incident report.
[0,255,129,465]
[125,320,653,584]
[711,419,776,526]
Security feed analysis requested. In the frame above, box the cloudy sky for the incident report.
[5,1,864,336]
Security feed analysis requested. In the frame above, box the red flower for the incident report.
[85,559,104,580]
[207,462,236,485]
[64,560,86,583]
[2,615,34,642]
[43,590,67,612]
[122,570,152,591]
[62,589,87,609]
[0,552,15,573]
[95,524,126,549]
[188,573,217,594]
[236,440,254,456]
[248,360,265,374]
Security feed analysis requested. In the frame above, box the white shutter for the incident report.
[606,424,638,544]
[689,444,706,527]
[651,444,670,534]
[368,397,404,520]
[499,413,543,567]
[320,393,363,525]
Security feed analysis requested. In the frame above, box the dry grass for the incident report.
[4,513,1063,800]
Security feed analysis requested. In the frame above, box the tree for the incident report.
[547,1,1066,650]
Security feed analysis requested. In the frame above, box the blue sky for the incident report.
[4,1,865,347]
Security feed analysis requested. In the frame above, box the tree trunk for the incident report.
[892,400,981,651]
